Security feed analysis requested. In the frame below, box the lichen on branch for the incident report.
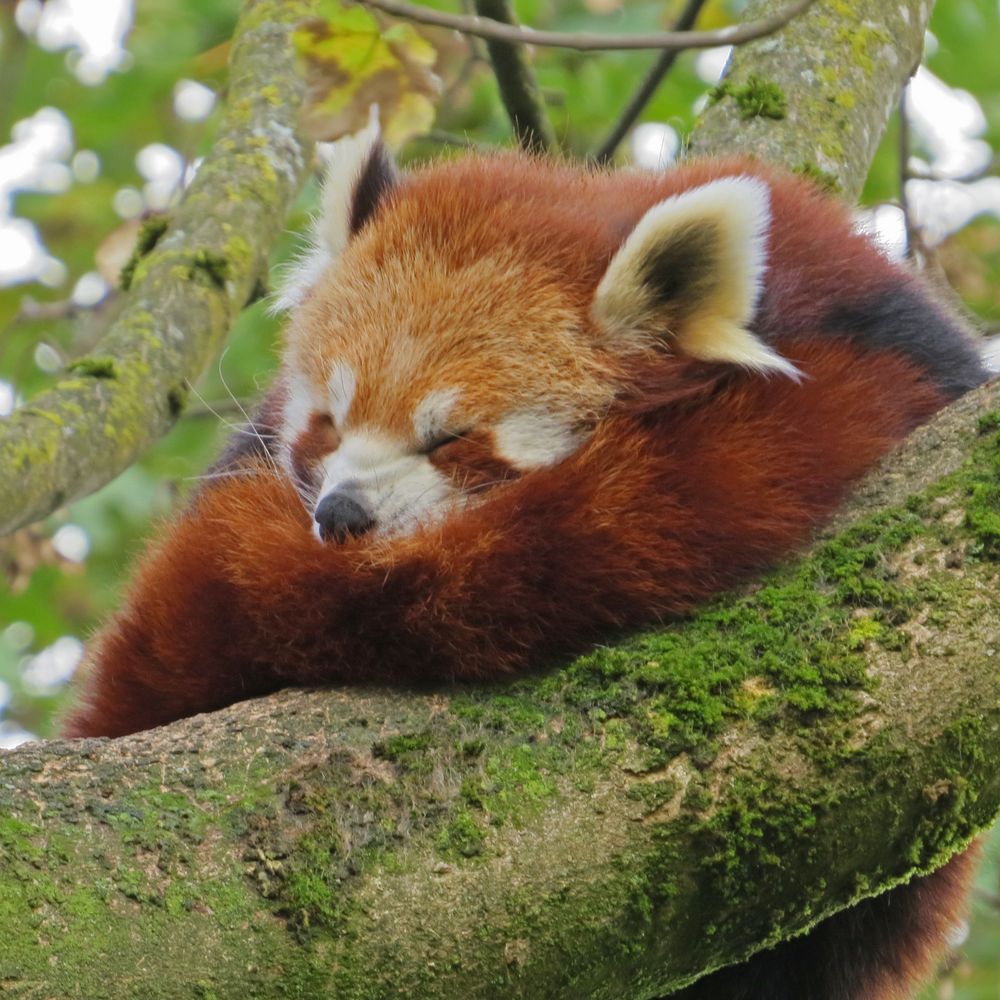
[692,0,930,200]
[0,0,313,537]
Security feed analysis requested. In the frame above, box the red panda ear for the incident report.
[272,109,398,313]
[592,176,799,378]
[316,108,399,250]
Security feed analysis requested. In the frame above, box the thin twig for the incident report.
[473,0,555,153]
[356,0,816,52]
[898,84,919,261]
[592,0,709,164]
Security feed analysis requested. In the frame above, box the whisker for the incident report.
[182,467,275,484]
[184,381,251,435]
[215,347,282,477]
[466,477,511,494]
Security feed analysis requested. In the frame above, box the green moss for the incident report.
[436,811,486,858]
[238,0,312,33]
[710,75,787,120]
[820,136,845,162]
[66,356,119,379]
[835,20,892,75]
[259,85,282,106]
[19,407,64,427]
[978,412,1000,435]
[374,730,433,761]
[189,250,231,289]
[223,234,253,273]
[626,778,679,814]
[794,161,842,194]
[119,215,169,290]
[962,412,1000,558]
[452,692,548,732]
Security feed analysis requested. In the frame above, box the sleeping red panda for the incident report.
[63,120,989,999]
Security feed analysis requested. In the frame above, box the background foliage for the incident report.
[0,1,998,995]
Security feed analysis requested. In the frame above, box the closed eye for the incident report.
[420,430,471,455]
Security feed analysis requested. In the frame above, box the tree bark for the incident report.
[0,0,313,537]
[692,0,929,199]
[5,1,994,998]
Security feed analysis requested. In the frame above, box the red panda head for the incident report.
[272,124,798,542]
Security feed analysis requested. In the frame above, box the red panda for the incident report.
[63,119,989,999]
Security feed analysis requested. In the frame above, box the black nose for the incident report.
[314,488,374,542]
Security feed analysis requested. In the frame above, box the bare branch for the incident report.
[591,0,709,164]
[473,0,555,153]
[356,0,816,52]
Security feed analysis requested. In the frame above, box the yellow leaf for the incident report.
[294,1,441,148]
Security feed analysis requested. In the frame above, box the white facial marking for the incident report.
[278,370,317,474]
[327,361,357,425]
[313,428,454,540]
[494,410,582,470]
[412,387,461,446]
[281,372,313,440]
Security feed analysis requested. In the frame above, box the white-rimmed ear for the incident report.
[593,176,799,378]
[272,107,398,313]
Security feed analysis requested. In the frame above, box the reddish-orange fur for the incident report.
[65,336,946,737]
[62,153,988,1000]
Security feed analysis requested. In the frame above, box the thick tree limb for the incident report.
[0,0,313,537]
[691,0,929,200]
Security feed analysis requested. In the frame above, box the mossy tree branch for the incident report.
[691,0,929,200]
[0,0,314,537]
[1,381,999,998]
[3,1,997,998]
